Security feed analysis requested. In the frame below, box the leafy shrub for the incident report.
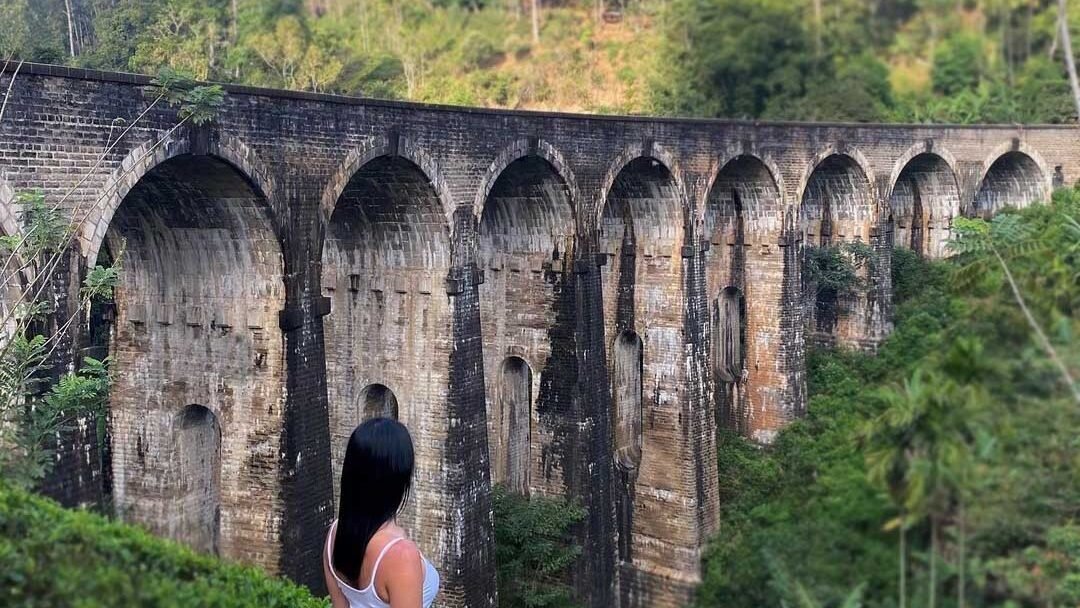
[458,31,503,71]
[0,483,327,607]
[494,486,585,608]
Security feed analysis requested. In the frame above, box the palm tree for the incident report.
[863,363,986,608]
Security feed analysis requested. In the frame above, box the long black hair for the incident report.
[333,417,415,585]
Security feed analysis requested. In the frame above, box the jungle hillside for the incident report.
[3,0,1080,122]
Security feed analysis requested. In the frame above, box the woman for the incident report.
[324,418,440,608]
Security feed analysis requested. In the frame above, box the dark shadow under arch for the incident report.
[974,151,1047,218]
[480,155,574,259]
[888,153,959,258]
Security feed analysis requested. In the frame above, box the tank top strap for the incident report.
[369,536,407,583]
[326,520,337,561]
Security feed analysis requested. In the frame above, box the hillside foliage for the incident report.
[697,191,1080,607]
[3,0,1080,122]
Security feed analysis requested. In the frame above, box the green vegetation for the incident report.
[697,191,1080,607]
[657,0,1077,122]
[0,481,328,607]
[0,480,584,608]
[493,485,586,608]
[5,0,1079,122]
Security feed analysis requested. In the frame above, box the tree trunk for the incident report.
[1059,0,1080,120]
[899,524,907,608]
[230,0,238,42]
[64,0,77,57]
[958,502,966,608]
[813,0,823,58]
[531,0,540,44]
[929,516,937,608]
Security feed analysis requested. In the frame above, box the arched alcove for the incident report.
[888,153,960,258]
[104,154,285,570]
[600,157,683,257]
[712,285,746,433]
[612,330,643,471]
[358,383,399,421]
[704,155,783,243]
[713,286,745,384]
[801,155,874,245]
[491,357,532,495]
[174,404,221,555]
[322,154,451,545]
[974,151,1047,218]
[599,155,684,336]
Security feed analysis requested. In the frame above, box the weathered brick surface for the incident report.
[3,63,1078,607]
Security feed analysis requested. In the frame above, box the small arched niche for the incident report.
[612,330,643,471]
[174,404,221,555]
[713,286,746,384]
[888,153,960,258]
[491,357,532,495]
[358,383,399,421]
[973,151,1047,218]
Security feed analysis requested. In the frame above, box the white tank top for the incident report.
[327,520,440,608]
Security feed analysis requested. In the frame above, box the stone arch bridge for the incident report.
[1,63,1074,608]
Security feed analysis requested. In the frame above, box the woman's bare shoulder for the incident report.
[381,536,423,571]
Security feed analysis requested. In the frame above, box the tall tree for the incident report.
[1058,0,1080,118]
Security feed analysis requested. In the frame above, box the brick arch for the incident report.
[320,136,454,553]
[472,138,580,226]
[885,141,961,202]
[701,152,785,240]
[102,146,287,572]
[886,148,961,258]
[595,141,689,233]
[797,149,876,242]
[972,141,1052,216]
[319,134,456,230]
[82,134,279,265]
[477,140,577,258]
[795,145,876,206]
